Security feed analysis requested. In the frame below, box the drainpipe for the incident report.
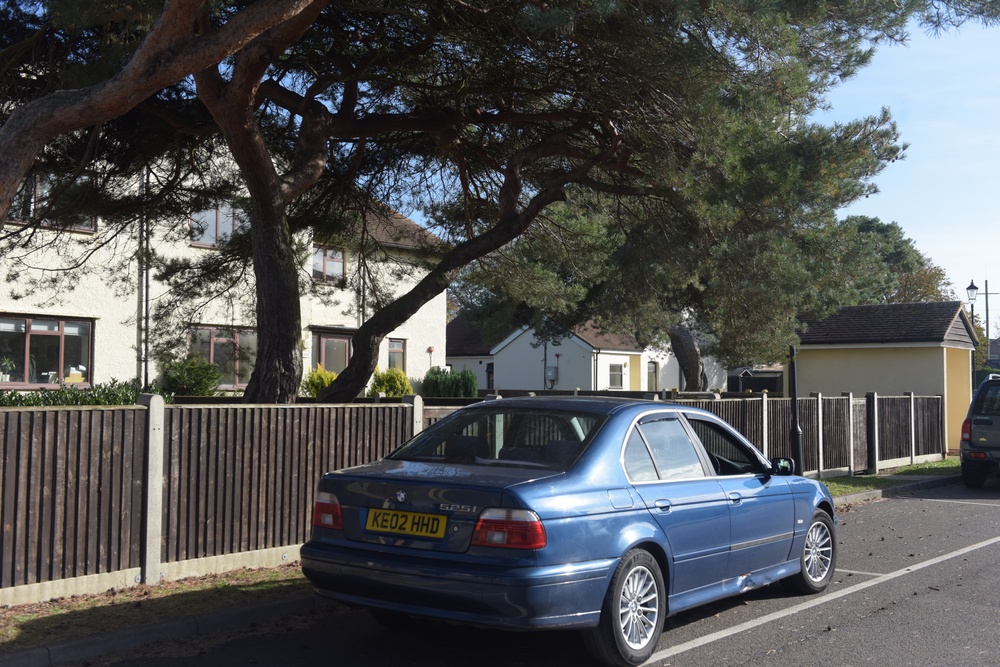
[593,349,601,391]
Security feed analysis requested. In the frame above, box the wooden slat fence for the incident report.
[821,396,853,471]
[1,392,944,605]
[161,404,412,563]
[0,407,146,589]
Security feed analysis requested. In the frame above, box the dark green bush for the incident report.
[421,367,477,398]
[0,378,167,406]
[158,353,223,396]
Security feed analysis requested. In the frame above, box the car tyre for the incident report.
[583,548,665,667]
[784,510,836,594]
[962,464,987,489]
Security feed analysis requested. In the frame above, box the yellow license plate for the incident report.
[365,508,447,539]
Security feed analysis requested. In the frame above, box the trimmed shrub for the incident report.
[303,366,338,398]
[159,353,223,396]
[367,367,413,398]
[0,378,164,406]
[421,367,477,398]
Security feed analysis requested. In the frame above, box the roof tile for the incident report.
[799,301,974,345]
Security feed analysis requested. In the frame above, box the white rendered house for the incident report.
[0,187,446,395]
[446,316,726,393]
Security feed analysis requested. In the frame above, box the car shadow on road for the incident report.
[0,578,312,657]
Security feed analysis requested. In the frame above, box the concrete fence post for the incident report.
[760,392,768,458]
[138,394,164,585]
[866,392,879,474]
[843,393,854,475]
[905,392,916,464]
[403,394,424,435]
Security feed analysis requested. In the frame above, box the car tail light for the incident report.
[961,419,971,443]
[313,491,342,530]
[471,509,546,549]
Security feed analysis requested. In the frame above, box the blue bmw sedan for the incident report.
[301,397,836,667]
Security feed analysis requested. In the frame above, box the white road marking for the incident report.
[836,568,885,577]
[648,535,1000,663]
[898,497,1000,508]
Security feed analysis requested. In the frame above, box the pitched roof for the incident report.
[364,208,444,251]
[446,316,507,357]
[570,321,644,352]
[799,301,977,347]
[314,201,445,253]
[447,315,645,357]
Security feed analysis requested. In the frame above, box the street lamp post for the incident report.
[968,280,979,390]
[984,280,999,366]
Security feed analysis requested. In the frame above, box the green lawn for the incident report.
[820,456,960,498]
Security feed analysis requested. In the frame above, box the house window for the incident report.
[609,363,624,390]
[0,315,92,386]
[191,203,244,247]
[388,339,406,371]
[647,361,659,392]
[190,326,257,388]
[9,175,96,232]
[312,247,345,284]
[312,332,351,375]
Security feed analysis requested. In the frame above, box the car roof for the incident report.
[457,395,709,418]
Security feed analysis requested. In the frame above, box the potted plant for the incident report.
[0,356,14,382]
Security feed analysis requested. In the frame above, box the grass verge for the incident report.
[0,563,312,654]
[820,455,960,498]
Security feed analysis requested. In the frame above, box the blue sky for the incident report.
[816,22,1000,318]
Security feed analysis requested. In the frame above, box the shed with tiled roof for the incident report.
[795,301,977,451]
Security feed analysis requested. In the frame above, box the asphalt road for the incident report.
[99,481,1000,667]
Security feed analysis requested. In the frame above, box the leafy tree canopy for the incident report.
[1,0,998,400]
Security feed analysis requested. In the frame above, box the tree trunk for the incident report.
[241,203,304,403]
[668,325,707,392]
[195,57,313,403]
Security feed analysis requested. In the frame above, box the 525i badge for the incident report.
[439,503,478,513]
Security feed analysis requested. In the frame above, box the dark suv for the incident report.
[961,374,1000,487]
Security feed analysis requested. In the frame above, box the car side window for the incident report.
[636,418,706,481]
[623,430,659,482]
[685,417,761,476]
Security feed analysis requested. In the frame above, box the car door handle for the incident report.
[728,492,743,506]
[653,499,671,513]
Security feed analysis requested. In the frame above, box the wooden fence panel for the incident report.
[852,398,868,470]
[0,407,145,589]
[878,396,912,461]
[914,397,944,456]
[821,396,852,470]
[765,399,795,461]
[160,404,411,564]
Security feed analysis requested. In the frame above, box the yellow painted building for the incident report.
[792,302,977,452]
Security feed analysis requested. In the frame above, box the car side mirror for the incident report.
[771,457,795,476]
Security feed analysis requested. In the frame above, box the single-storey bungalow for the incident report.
[446,315,726,393]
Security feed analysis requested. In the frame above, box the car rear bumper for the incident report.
[300,542,615,630]
[960,445,1000,468]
